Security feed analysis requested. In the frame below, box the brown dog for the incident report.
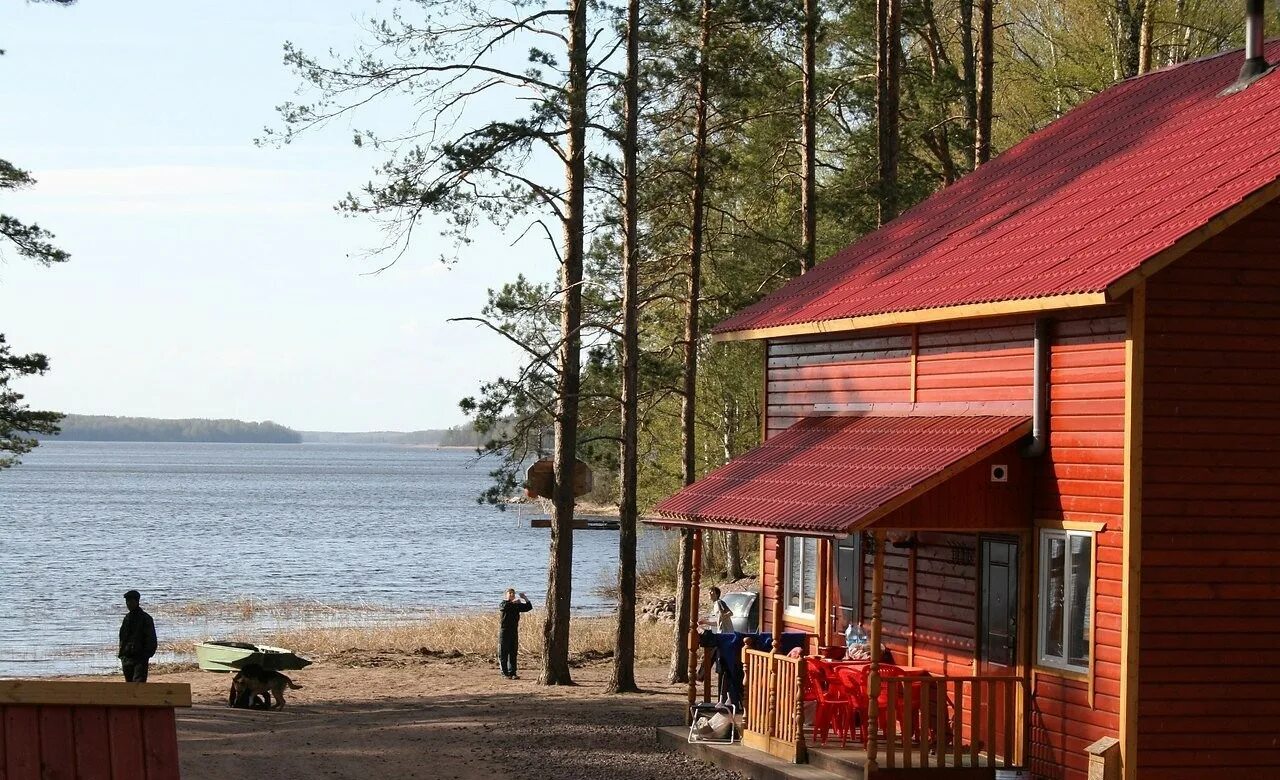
[230,665,302,710]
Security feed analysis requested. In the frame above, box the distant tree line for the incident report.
[45,415,302,444]
[299,423,489,447]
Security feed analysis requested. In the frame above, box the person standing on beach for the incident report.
[118,590,157,683]
[498,588,533,679]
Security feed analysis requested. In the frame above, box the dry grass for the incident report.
[153,598,401,621]
[245,612,673,662]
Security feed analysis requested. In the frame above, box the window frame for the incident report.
[783,536,820,619]
[1036,528,1094,674]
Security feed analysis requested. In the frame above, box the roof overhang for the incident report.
[647,413,1032,538]
[712,174,1280,344]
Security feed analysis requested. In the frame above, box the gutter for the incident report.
[1021,318,1051,458]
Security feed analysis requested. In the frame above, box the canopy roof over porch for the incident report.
[650,413,1031,537]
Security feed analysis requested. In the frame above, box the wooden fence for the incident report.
[880,674,1026,771]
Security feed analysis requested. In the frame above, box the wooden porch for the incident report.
[681,529,1031,777]
[739,645,1027,774]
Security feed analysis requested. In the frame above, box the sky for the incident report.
[0,0,551,432]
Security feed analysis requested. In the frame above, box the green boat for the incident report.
[195,641,312,673]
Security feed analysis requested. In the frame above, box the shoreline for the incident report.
[16,609,678,680]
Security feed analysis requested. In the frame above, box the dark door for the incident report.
[835,533,861,632]
[980,538,1019,670]
[980,537,1020,762]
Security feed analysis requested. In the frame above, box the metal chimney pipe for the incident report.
[1240,0,1269,82]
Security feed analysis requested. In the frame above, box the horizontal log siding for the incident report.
[1137,201,1280,778]
[765,331,912,436]
[916,323,1034,403]
[855,532,981,676]
[1030,313,1127,780]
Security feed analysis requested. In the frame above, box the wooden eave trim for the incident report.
[712,293,1110,343]
[1105,175,1280,300]
[0,680,193,708]
[1035,518,1108,533]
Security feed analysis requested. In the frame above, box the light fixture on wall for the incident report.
[886,530,917,549]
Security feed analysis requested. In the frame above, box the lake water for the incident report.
[0,441,652,676]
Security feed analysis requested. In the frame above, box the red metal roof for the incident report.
[651,415,1031,535]
[715,42,1280,336]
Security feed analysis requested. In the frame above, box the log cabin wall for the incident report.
[1137,200,1280,778]
[762,308,1127,780]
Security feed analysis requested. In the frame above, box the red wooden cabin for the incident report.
[652,39,1280,780]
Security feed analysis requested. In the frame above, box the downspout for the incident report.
[1021,318,1051,458]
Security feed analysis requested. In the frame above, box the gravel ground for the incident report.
[162,658,744,780]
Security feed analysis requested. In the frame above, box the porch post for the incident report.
[816,537,832,647]
[771,535,785,648]
[865,530,886,774]
[686,528,703,720]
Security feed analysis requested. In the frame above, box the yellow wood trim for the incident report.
[1032,665,1090,684]
[712,293,1111,343]
[0,681,192,708]
[1120,283,1146,780]
[1017,529,1033,766]
[1035,518,1108,533]
[816,538,832,645]
[781,612,817,628]
[1089,532,1098,709]
[859,421,1032,530]
[1106,176,1280,300]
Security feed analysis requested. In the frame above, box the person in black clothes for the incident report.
[498,588,533,679]
[118,590,157,682]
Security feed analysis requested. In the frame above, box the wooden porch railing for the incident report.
[742,647,807,763]
[879,674,1027,771]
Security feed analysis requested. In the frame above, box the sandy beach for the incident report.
[159,654,739,780]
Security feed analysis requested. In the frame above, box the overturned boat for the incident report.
[195,640,312,672]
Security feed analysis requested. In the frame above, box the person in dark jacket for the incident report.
[118,590,157,682]
[498,588,533,679]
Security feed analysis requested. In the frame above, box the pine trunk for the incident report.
[722,401,744,580]
[876,0,901,223]
[671,0,713,686]
[541,0,588,687]
[608,0,641,695]
[960,0,976,170]
[974,0,993,166]
[801,0,818,273]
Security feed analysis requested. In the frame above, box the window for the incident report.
[1038,529,1093,672]
[785,537,819,617]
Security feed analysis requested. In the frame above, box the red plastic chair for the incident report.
[833,666,870,745]
[805,659,855,747]
[855,663,906,737]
